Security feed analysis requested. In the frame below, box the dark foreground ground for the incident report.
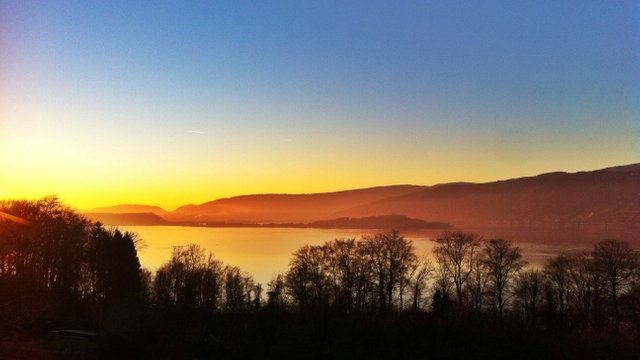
[1,311,639,360]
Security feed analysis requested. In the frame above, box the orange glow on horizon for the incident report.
[1,0,638,212]
[1,101,638,211]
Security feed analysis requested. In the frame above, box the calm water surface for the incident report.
[124,226,594,286]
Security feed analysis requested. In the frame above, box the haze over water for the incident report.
[127,226,594,285]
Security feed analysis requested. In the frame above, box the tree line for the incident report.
[0,197,143,331]
[1,197,639,358]
[261,230,640,333]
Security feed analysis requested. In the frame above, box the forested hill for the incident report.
[88,204,169,215]
[84,212,168,226]
[86,163,640,241]
[337,163,640,240]
[306,215,449,230]
[167,185,424,223]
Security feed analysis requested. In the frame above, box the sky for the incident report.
[1,1,639,210]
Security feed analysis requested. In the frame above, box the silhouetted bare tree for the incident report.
[566,253,599,328]
[326,238,358,312]
[544,254,571,323]
[483,239,525,319]
[466,248,490,312]
[592,239,639,328]
[286,245,330,310]
[223,265,257,312]
[408,256,434,311]
[361,231,414,311]
[515,269,543,322]
[154,245,225,313]
[432,231,481,306]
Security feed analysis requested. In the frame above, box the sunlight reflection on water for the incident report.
[125,226,595,286]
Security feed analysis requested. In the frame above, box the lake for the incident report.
[124,226,595,286]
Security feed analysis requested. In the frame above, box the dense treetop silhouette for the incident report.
[1,197,639,358]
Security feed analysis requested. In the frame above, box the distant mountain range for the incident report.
[88,204,169,215]
[83,212,168,226]
[83,163,640,242]
[169,185,424,223]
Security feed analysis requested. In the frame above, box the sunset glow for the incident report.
[1,1,638,210]
[1,3,640,357]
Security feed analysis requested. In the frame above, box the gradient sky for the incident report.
[1,1,639,210]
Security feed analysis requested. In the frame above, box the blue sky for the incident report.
[1,1,639,208]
